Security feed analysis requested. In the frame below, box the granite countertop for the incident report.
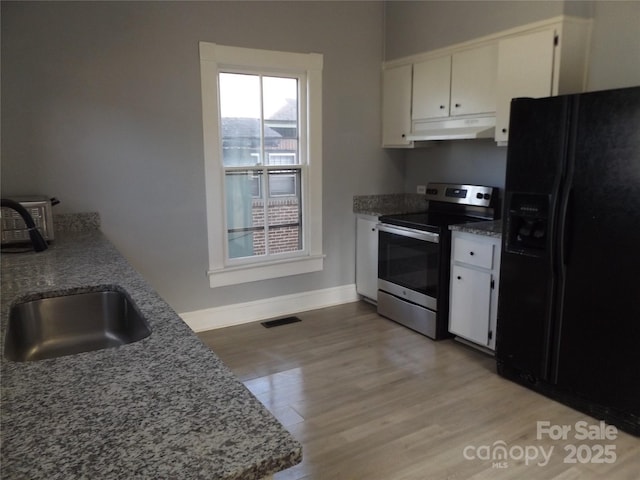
[449,219,503,239]
[354,195,503,240]
[1,224,301,479]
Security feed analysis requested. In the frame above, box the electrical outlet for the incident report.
[416,185,426,194]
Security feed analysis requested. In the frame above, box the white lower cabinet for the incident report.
[449,231,501,351]
[356,215,379,301]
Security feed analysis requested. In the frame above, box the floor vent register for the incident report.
[261,316,302,328]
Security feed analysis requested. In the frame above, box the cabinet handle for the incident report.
[469,251,475,256]
[371,228,375,232]
[439,105,445,109]
[457,276,462,280]
[502,128,507,133]
[455,103,461,108]
[401,134,406,138]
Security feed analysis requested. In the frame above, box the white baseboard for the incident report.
[179,284,359,332]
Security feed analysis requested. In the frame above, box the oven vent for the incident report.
[406,116,496,141]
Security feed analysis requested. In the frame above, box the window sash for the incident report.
[199,42,324,287]
[224,167,303,260]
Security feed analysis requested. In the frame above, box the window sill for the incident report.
[208,254,325,288]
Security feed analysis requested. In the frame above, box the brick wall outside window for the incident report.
[252,198,300,254]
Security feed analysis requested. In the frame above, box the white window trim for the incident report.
[199,42,324,288]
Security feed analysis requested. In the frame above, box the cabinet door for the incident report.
[495,29,555,143]
[450,44,498,116]
[382,64,413,147]
[449,265,492,346]
[356,217,379,301]
[412,56,451,120]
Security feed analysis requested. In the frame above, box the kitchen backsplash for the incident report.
[353,193,427,216]
[53,213,100,232]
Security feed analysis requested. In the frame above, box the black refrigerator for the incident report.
[496,86,640,437]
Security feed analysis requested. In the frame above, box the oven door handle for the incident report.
[377,224,440,243]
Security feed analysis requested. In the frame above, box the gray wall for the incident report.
[3,1,638,315]
[1,1,404,313]
[385,1,573,60]
[587,1,640,91]
[388,1,640,196]
[402,140,508,193]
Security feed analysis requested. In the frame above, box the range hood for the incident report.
[406,116,496,141]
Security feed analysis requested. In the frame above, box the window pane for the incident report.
[267,169,302,254]
[220,73,261,167]
[263,76,299,166]
[269,168,298,197]
[225,170,265,259]
[268,153,296,165]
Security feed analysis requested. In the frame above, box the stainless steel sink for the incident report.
[4,288,151,362]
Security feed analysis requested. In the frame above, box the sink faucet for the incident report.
[1,198,48,252]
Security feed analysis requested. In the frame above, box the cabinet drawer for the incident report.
[453,236,494,269]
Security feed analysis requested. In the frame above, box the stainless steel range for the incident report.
[377,183,500,339]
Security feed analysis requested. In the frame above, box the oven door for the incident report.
[377,224,440,311]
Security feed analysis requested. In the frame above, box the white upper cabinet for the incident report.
[495,18,590,144]
[450,44,498,117]
[412,56,452,119]
[495,29,556,143]
[381,15,591,148]
[412,44,497,122]
[382,64,413,147]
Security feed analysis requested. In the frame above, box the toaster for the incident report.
[1,196,55,245]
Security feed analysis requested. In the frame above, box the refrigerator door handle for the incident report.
[545,103,573,383]
[549,98,579,384]
[558,188,573,266]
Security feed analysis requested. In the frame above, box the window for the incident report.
[200,43,324,287]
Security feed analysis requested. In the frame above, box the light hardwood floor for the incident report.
[198,301,640,480]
